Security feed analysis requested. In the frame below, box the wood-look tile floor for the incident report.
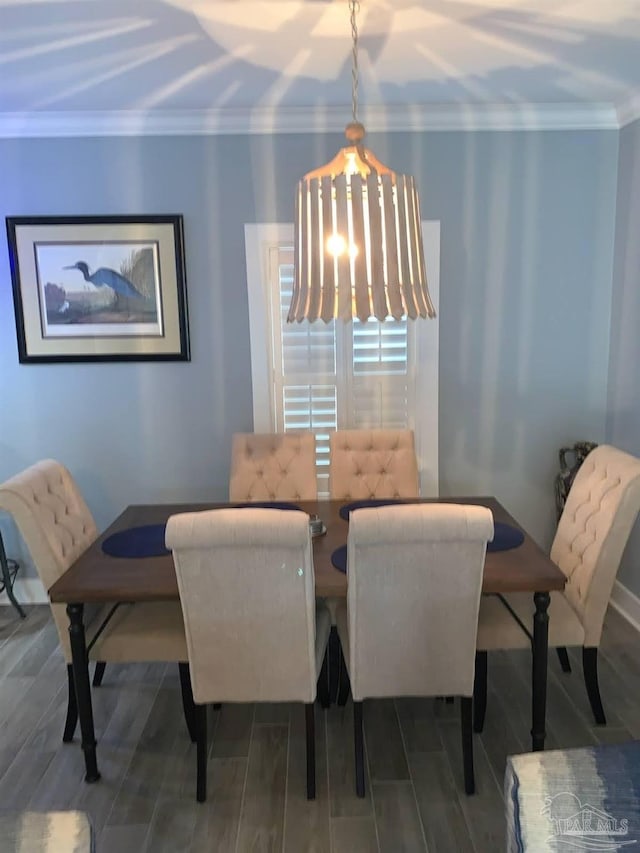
[0,605,638,852]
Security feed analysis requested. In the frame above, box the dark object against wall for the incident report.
[555,441,599,520]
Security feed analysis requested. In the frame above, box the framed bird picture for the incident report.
[5,214,190,363]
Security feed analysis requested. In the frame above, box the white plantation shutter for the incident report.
[244,222,439,498]
[270,248,337,494]
[347,319,415,430]
[268,247,415,496]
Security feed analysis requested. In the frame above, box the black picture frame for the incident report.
[5,214,190,363]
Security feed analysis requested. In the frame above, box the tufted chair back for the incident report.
[552,444,640,647]
[329,429,419,500]
[0,459,98,659]
[337,503,494,700]
[166,507,327,703]
[229,432,317,502]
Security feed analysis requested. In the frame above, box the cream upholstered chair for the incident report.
[229,432,317,502]
[335,503,494,796]
[329,429,419,499]
[475,444,640,731]
[0,460,192,744]
[327,428,420,697]
[165,507,332,802]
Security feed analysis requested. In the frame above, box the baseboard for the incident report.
[610,580,640,633]
[0,577,47,606]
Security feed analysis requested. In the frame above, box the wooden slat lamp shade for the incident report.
[289,124,436,324]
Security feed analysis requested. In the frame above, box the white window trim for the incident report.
[244,221,440,496]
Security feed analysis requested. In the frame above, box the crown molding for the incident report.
[616,93,640,129]
[0,102,620,139]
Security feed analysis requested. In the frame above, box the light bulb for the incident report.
[327,234,347,256]
[345,151,358,176]
[326,234,359,259]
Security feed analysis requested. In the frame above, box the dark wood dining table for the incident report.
[48,496,565,783]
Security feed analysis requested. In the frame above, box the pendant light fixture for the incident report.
[288,0,435,324]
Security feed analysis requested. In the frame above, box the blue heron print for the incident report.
[64,261,144,300]
[39,241,160,329]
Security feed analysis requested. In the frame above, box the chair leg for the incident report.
[92,661,106,687]
[178,663,197,743]
[305,703,316,800]
[556,647,572,673]
[583,647,606,725]
[354,700,365,798]
[473,651,487,733]
[195,703,207,802]
[461,697,475,795]
[317,650,330,709]
[328,626,340,704]
[337,643,351,707]
[62,664,78,743]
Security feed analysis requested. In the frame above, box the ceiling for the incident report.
[1,0,639,135]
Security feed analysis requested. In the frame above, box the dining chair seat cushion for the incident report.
[477,591,585,652]
[87,601,187,662]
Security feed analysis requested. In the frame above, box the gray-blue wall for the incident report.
[0,129,618,580]
[608,116,640,595]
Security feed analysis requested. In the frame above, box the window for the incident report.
[245,223,439,497]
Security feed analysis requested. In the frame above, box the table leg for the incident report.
[531,591,550,751]
[67,603,100,782]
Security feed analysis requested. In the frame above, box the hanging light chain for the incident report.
[349,0,360,123]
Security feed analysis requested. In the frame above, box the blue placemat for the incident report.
[102,524,169,558]
[232,501,301,511]
[339,498,409,520]
[331,521,523,572]
[331,545,348,574]
[489,522,524,552]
